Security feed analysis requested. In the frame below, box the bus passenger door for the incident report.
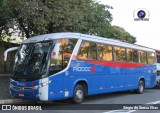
[49,38,78,99]
[49,42,64,99]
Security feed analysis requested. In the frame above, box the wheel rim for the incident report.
[139,82,144,92]
[76,89,83,100]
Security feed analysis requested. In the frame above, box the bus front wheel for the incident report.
[136,80,144,94]
[72,84,84,104]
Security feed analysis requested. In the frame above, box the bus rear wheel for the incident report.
[72,84,84,104]
[136,80,144,94]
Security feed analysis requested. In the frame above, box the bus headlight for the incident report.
[33,80,51,90]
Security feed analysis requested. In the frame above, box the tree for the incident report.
[0,0,10,40]
[0,0,111,37]
[104,26,136,43]
[0,0,136,44]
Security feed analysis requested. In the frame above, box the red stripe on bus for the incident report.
[64,53,76,59]
[85,60,146,68]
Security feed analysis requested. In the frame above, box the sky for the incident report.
[98,0,160,50]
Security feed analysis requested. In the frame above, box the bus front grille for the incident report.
[10,85,33,91]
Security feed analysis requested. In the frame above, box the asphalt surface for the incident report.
[0,76,13,100]
[0,89,160,113]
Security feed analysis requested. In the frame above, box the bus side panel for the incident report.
[47,60,156,100]
[68,60,156,96]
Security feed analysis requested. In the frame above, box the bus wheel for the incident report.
[72,84,84,104]
[136,80,144,94]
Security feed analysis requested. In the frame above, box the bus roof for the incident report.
[22,32,155,52]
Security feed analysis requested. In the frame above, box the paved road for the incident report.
[0,76,13,99]
[1,88,160,113]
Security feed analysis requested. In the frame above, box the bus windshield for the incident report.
[11,41,53,81]
[11,38,78,81]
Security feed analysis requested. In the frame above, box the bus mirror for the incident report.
[51,43,61,60]
[4,47,19,61]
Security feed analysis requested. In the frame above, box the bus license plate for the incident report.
[18,93,24,97]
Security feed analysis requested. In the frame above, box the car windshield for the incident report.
[11,41,53,81]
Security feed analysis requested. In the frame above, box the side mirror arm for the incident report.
[4,47,19,61]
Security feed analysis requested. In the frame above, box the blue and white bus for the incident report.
[4,32,157,103]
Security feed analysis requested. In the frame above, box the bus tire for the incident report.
[72,84,84,104]
[136,80,144,94]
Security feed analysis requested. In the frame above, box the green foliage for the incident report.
[0,0,136,44]
[0,0,11,39]
[104,26,136,43]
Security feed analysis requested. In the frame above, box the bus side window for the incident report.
[138,51,147,64]
[77,41,97,60]
[133,50,138,63]
[127,49,133,62]
[98,43,112,61]
[147,52,156,64]
[114,46,126,62]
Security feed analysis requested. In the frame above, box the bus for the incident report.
[4,32,157,104]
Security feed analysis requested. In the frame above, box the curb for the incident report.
[0,74,10,77]
[0,99,33,104]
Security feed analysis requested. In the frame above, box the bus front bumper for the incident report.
[10,85,40,100]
